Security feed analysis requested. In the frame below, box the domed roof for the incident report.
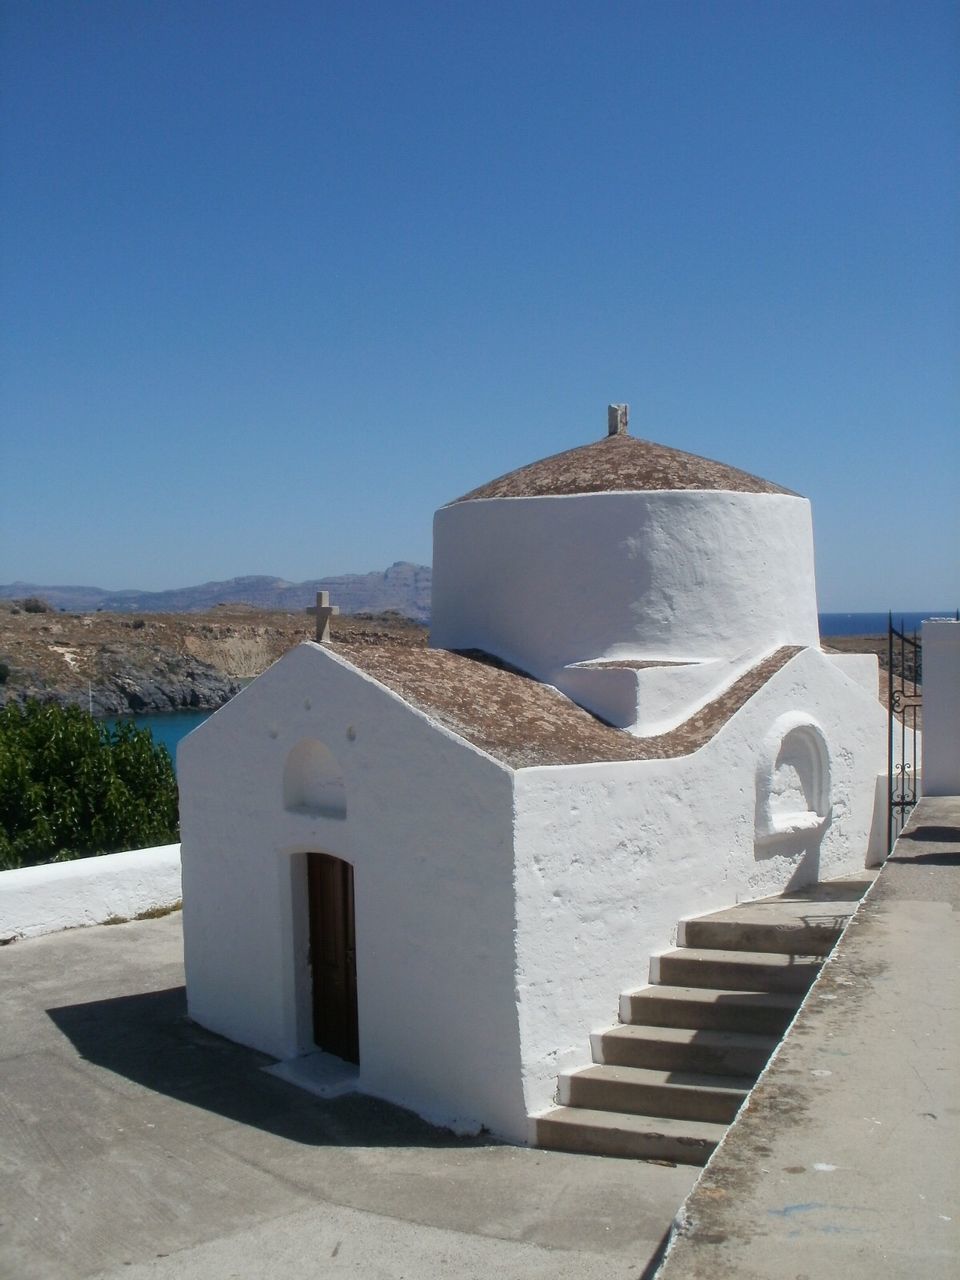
[449,428,796,504]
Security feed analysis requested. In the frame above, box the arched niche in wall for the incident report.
[283,739,347,819]
[755,713,831,845]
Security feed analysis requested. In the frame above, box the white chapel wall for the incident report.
[431,490,820,678]
[511,646,886,1122]
[179,642,526,1139]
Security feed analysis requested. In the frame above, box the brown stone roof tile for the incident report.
[330,642,803,769]
[449,434,796,503]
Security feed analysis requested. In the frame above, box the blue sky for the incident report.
[2,0,957,610]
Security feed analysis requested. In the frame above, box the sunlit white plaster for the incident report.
[180,638,885,1142]
[179,451,887,1144]
[510,647,885,1122]
[755,713,831,843]
[179,643,525,1139]
[0,843,181,941]
[283,738,347,818]
[431,490,820,680]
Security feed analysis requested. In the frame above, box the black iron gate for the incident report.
[887,614,922,852]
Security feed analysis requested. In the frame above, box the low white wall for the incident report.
[0,844,182,942]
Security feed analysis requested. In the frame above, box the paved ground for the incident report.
[9,812,955,1280]
[0,913,696,1280]
[657,796,960,1279]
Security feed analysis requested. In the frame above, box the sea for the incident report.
[119,610,956,766]
[819,610,956,637]
[110,709,212,774]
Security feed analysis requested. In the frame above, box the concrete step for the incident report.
[679,912,845,956]
[772,872,877,903]
[594,1023,778,1077]
[656,947,822,993]
[620,984,803,1035]
[674,874,875,955]
[533,874,875,1161]
[560,1063,751,1124]
[536,1105,727,1165]
[679,916,843,956]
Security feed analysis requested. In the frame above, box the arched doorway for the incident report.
[306,852,358,1064]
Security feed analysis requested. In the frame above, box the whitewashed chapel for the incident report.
[178,407,885,1143]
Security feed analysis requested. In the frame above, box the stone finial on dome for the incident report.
[607,404,629,437]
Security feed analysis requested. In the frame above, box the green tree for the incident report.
[0,701,179,870]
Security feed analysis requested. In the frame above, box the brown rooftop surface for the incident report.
[449,434,796,503]
[330,642,802,768]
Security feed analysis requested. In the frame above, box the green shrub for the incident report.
[0,701,179,870]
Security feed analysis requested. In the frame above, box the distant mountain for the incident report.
[0,562,433,621]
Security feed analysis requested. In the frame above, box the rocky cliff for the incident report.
[0,603,427,716]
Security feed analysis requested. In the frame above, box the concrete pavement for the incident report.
[7,805,956,1279]
[657,795,960,1279]
[0,911,696,1279]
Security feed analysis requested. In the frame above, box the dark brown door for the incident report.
[306,852,359,1063]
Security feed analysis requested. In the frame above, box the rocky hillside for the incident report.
[0,601,427,716]
[0,561,432,621]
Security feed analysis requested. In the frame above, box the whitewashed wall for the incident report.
[178,642,524,1138]
[921,619,960,796]
[512,647,886,1122]
[431,491,820,678]
[179,643,885,1144]
[0,843,181,942]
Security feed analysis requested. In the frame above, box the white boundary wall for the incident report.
[0,843,181,942]
[921,619,960,796]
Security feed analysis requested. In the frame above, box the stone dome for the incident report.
[431,407,818,677]
[450,431,797,504]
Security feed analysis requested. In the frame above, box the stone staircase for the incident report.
[535,872,875,1164]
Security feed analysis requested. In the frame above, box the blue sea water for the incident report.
[819,610,957,637]
[111,709,212,773]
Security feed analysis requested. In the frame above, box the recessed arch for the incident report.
[283,739,346,819]
[756,713,831,843]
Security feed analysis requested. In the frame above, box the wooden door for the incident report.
[306,852,359,1063]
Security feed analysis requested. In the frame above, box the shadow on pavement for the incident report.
[47,986,492,1151]
[899,824,960,843]
[888,850,960,866]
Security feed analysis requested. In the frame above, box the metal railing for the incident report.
[887,614,922,853]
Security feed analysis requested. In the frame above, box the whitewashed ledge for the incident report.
[0,844,181,944]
